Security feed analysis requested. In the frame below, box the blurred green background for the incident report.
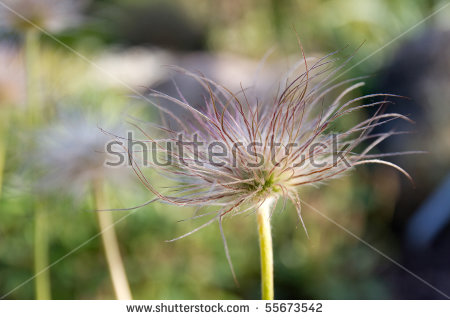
[1,0,450,299]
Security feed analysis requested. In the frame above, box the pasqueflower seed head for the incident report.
[117,49,414,278]
[0,0,85,33]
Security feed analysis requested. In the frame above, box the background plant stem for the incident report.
[25,28,51,299]
[34,203,51,300]
[0,110,9,198]
[25,29,40,125]
[257,197,274,300]
[93,179,132,300]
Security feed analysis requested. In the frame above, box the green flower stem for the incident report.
[0,139,5,198]
[25,29,40,125]
[0,110,9,198]
[34,203,51,300]
[25,29,51,299]
[93,180,132,300]
[257,197,275,300]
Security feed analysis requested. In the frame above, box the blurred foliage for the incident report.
[0,0,448,299]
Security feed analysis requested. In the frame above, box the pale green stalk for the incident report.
[257,197,275,300]
[34,203,51,299]
[0,109,9,198]
[25,29,40,125]
[93,179,132,300]
[24,28,51,299]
